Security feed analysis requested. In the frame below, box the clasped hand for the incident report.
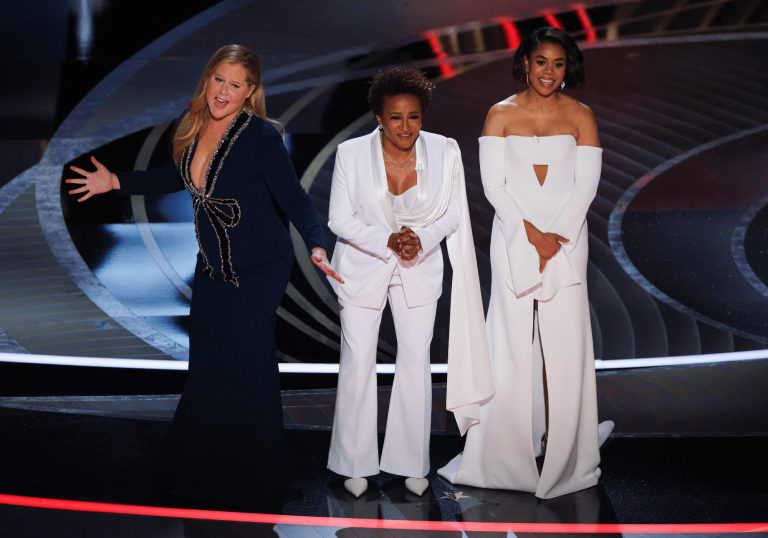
[388,226,421,262]
[523,220,569,273]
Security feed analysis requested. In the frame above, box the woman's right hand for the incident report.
[524,220,568,260]
[397,227,421,261]
[65,156,120,202]
[312,248,344,284]
[387,230,421,261]
[387,233,401,255]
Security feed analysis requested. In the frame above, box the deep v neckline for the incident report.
[177,110,252,285]
[188,141,213,194]
[188,110,246,195]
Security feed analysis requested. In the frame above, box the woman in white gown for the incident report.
[439,27,612,499]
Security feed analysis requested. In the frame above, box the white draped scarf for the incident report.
[371,130,495,435]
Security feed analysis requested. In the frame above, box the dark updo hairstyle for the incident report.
[368,67,436,118]
[512,27,585,89]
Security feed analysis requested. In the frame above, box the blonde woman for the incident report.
[67,45,341,509]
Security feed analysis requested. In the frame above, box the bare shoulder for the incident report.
[570,100,599,147]
[483,95,521,136]
[569,99,596,122]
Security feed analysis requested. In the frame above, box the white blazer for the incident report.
[327,129,459,309]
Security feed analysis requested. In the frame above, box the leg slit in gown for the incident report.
[531,300,548,460]
[437,273,602,497]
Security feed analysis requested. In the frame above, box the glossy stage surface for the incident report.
[1,0,768,535]
[0,404,767,536]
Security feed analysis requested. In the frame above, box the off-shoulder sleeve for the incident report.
[117,160,185,195]
[257,135,326,251]
[479,136,541,296]
[481,137,583,301]
[545,146,602,251]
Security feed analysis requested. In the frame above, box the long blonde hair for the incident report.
[173,44,283,163]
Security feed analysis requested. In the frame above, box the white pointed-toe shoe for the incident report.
[344,477,368,497]
[598,420,614,448]
[404,477,429,496]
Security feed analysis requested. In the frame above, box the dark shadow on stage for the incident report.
[1,406,767,529]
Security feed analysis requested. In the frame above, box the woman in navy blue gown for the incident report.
[67,45,341,509]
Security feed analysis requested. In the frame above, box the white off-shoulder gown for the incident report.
[439,135,603,499]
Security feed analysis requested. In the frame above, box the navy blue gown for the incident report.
[118,111,325,508]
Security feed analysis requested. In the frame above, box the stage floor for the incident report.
[0,403,766,536]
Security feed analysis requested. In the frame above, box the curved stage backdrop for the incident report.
[0,0,767,431]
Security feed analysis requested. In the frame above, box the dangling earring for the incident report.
[560,81,565,89]
[378,124,383,131]
[526,71,529,84]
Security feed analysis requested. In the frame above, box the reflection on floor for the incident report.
[0,405,765,533]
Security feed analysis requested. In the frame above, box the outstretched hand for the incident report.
[65,156,119,202]
[312,248,344,284]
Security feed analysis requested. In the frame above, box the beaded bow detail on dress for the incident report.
[179,110,252,286]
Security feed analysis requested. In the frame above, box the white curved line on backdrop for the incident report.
[608,123,768,345]
[731,193,768,299]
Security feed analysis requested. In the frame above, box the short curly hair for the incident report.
[512,27,585,89]
[368,67,435,117]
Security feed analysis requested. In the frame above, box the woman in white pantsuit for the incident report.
[439,28,613,499]
[327,68,492,498]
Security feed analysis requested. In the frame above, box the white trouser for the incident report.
[328,277,437,479]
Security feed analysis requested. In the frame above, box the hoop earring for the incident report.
[560,81,565,89]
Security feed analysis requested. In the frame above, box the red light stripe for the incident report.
[423,30,457,79]
[494,16,521,50]
[576,8,597,42]
[544,13,564,30]
[1,493,767,533]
